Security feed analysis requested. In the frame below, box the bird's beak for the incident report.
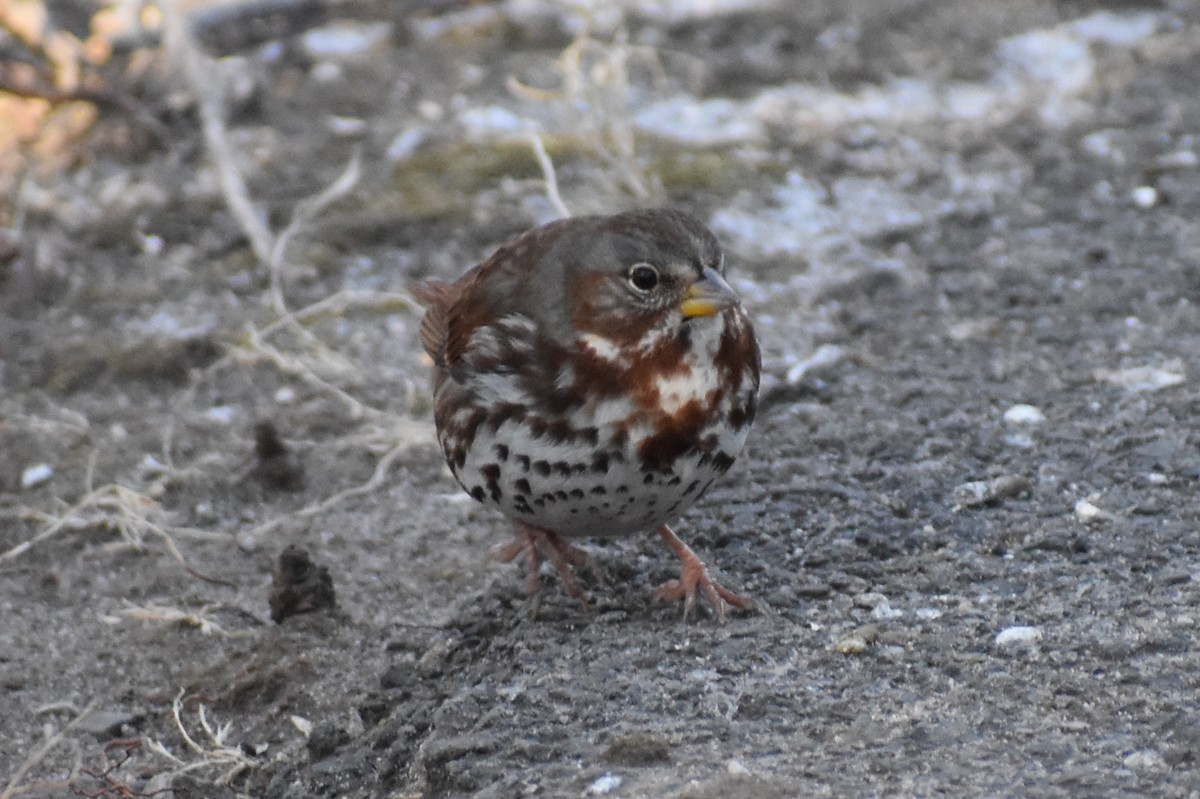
[680,267,739,318]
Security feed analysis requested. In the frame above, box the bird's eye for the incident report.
[627,264,660,292]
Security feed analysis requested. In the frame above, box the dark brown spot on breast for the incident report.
[712,453,735,472]
[636,399,709,473]
[481,463,502,501]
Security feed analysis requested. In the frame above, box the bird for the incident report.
[412,208,760,619]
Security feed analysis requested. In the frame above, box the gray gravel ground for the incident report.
[2,2,1199,797]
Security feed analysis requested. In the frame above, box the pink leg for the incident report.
[654,524,752,622]
[495,521,591,609]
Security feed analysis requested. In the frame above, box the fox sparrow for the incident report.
[413,208,760,619]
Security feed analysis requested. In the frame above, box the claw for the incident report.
[495,522,591,611]
[653,525,752,622]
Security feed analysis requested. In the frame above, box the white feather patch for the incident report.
[578,332,628,365]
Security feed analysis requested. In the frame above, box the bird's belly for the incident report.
[443,412,746,539]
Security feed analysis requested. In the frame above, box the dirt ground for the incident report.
[2,1,1200,797]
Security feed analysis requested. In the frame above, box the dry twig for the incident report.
[0,483,233,587]
[100,600,250,638]
[529,134,570,218]
[1,699,99,799]
[144,692,257,786]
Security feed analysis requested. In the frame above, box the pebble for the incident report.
[835,635,869,655]
[1093,361,1185,392]
[853,591,888,610]
[328,116,368,137]
[995,625,1042,646]
[301,23,390,59]
[585,773,622,795]
[1131,185,1158,209]
[1123,749,1166,770]
[1074,498,1112,523]
[77,708,141,739]
[1003,404,1046,425]
[20,463,54,489]
[871,601,903,620]
[952,475,1031,508]
[204,405,236,424]
[835,625,878,655]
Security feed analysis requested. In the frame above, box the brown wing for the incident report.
[410,278,457,367]
[410,259,507,371]
[411,217,583,370]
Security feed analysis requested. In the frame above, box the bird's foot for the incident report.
[495,522,592,613]
[653,524,753,622]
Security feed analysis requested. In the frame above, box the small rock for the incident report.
[953,475,1031,508]
[205,405,236,424]
[1131,185,1159,208]
[1003,404,1046,425]
[995,625,1042,647]
[78,708,142,739]
[1094,361,1185,392]
[835,625,878,655]
[835,635,869,655]
[1123,749,1166,770]
[269,546,336,623]
[301,22,390,59]
[585,773,623,795]
[20,463,54,489]
[871,600,903,620]
[1074,498,1113,523]
[853,591,888,610]
[328,116,368,137]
